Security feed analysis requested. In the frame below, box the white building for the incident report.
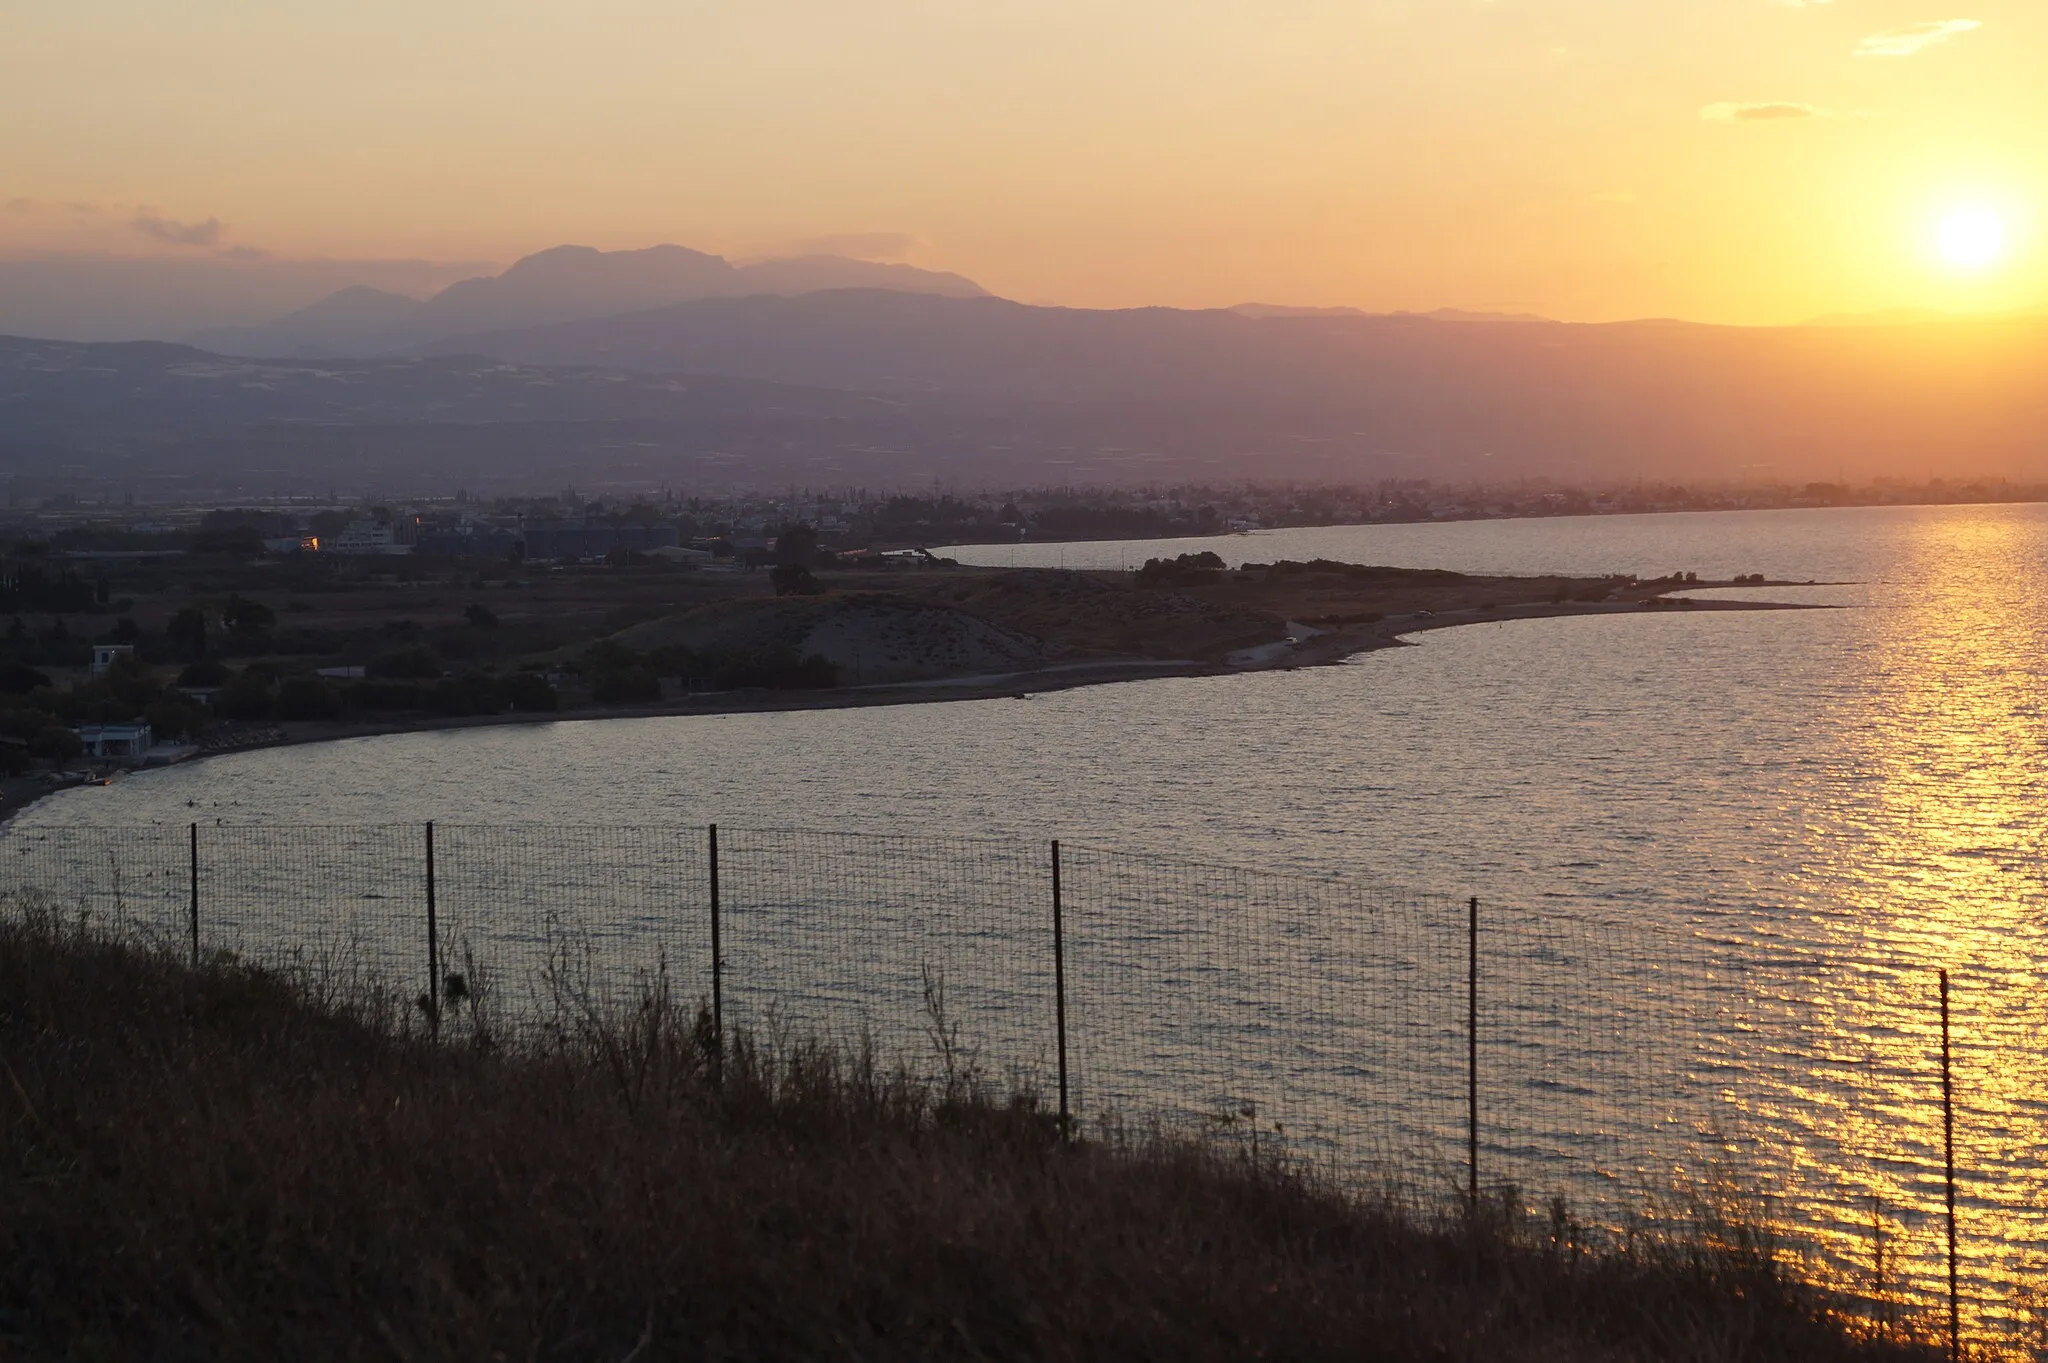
[76,722,153,759]
[322,521,411,556]
[90,643,135,677]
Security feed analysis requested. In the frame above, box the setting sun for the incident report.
[1935,205,2011,272]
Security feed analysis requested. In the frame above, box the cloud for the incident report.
[3,197,32,214]
[216,243,271,261]
[1855,19,1980,55]
[781,231,921,261]
[131,211,225,247]
[1701,101,1831,121]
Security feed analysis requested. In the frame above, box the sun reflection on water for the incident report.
[1713,509,2048,1339]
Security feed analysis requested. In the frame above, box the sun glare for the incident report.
[1934,205,2009,273]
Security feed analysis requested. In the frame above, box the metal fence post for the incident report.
[708,823,724,1082]
[1468,894,1480,1214]
[425,821,439,1038]
[1051,839,1070,1138]
[1940,968,1959,1363]
[187,822,199,968]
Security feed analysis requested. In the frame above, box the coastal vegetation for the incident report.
[0,903,1936,1361]
[0,532,1806,800]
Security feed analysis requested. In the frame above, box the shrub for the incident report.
[771,563,825,596]
[275,676,342,722]
[175,658,230,688]
[28,725,82,762]
[424,673,502,717]
[370,646,439,680]
[144,698,208,742]
[590,666,662,705]
[0,661,50,695]
[340,680,426,711]
[499,671,558,712]
[212,671,276,721]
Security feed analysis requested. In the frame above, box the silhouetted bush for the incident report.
[212,670,276,721]
[1136,552,1226,587]
[498,671,558,712]
[175,659,230,688]
[0,915,1930,1363]
[340,680,426,711]
[424,673,504,717]
[0,662,50,695]
[590,666,662,705]
[771,562,825,596]
[370,646,440,679]
[275,676,342,721]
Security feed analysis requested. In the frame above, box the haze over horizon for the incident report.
[5,0,2044,329]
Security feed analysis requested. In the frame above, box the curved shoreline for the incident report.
[1,593,1828,824]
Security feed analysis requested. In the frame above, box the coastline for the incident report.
[0,593,1828,825]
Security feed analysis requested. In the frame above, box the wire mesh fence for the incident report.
[4,819,2045,1350]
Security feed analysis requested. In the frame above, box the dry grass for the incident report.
[0,903,1932,1363]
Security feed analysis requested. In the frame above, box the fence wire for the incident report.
[3,820,2045,1350]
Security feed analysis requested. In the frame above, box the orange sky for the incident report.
[2,0,2042,324]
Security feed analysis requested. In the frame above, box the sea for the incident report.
[9,502,2048,1332]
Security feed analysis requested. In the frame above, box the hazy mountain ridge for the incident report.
[415,289,2048,479]
[5,289,2047,494]
[0,255,492,345]
[0,334,884,433]
[183,244,990,359]
[1231,303,1552,323]
[186,286,427,359]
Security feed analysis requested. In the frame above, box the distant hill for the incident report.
[1230,303,1551,323]
[0,254,490,344]
[187,285,425,359]
[185,244,992,357]
[729,254,985,301]
[416,289,2048,480]
[7,289,2048,494]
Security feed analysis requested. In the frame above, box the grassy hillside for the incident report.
[0,904,1933,1361]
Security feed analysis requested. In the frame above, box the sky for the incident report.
[1,0,2043,324]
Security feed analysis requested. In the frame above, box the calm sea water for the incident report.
[12,503,2048,1332]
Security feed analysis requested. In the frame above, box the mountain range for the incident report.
[184,245,987,358]
[5,292,2045,496]
[2,241,2045,494]
[413,288,2048,480]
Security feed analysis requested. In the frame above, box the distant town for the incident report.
[0,473,1851,803]
[6,474,2044,562]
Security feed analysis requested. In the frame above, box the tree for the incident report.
[770,563,824,596]
[145,698,208,742]
[590,666,661,705]
[464,602,499,628]
[774,522,820,567]
[213,670,276,721]
[222,593,276,632]
[498,671,558,712]
[175,658,230,688]
[167,607,208,661]
[275,676,342,721]
[28,725,82,764]
[0,662,49,695]
[370,646,439,679]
